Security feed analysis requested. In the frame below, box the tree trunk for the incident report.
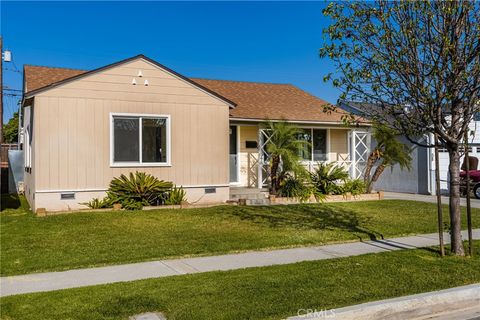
[448,147,465,256]
[364,150,379,193]
[270,155,280,195]
[366,162,386,193]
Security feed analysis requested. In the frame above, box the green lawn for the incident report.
[1,194,479,276]
[1,242,479,320]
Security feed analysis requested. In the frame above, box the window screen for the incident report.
[113,117,139,162]
[112,115,169,164]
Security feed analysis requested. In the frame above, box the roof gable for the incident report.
[24,55,236,107]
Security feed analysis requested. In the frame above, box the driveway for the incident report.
[384,192,480,209]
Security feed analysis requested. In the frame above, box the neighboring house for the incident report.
[340,101,480,195]
[22,54,370,212]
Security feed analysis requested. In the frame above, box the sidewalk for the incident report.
[1,229,479,297]
[384,192,480,208]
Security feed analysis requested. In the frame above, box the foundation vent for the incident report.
[60,193,75,200]
[205,188,216,194]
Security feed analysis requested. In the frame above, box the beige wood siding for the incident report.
[329,129,349,161]
[238,125,259,187]
[33,58,230,192]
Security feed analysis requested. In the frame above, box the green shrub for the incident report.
[164,185,187,205]
[342,178,366,196]
[107,172,173,210]
[82,197,112,209]
[278,175,324,202]
[117,197,144,211]
[311,162,349,195]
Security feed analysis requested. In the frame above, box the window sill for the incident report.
[110,162,172,168]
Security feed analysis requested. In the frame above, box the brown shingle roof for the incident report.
[24,64,350,123]
[192,78,347,122]
[24,65,86,93]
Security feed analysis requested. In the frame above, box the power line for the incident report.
[3,88,22,92]
[4,67,20,73]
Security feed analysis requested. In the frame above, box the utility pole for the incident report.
[434,133,445,257]
[464,130,473,256]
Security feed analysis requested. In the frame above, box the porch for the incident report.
[229,123,370,188]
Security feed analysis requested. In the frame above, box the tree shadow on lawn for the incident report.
[228,204,384,241]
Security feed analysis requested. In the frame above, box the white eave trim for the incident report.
[229,117,371,127]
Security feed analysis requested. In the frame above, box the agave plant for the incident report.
[311,162,349,195]
[107,172,173,208]
[163,185,187,205]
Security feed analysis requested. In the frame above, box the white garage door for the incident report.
[438,145,478,191]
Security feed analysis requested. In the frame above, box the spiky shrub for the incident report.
[311,162,350,195]
[107,172,173,210]
[163,185,187,205]
[82,197,112,209]
[278,174,324,203]
[342,178,366,196]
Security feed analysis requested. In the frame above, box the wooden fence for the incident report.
[1,143,19,168]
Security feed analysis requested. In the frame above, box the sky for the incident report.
[1,1,341,123]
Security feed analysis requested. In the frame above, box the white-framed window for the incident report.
[297,128,329,162]
[110,113,171,167]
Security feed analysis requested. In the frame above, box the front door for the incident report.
[229,126,239,183]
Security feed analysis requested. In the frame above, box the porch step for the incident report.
[230,187,269,195]
[230,194,268,200]
[229,187,269,201]
[245,198,271,206]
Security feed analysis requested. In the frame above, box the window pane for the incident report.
[114,118,139,162]
[142,118,167,163]
[313,129,327,161]
[297,129,312,161]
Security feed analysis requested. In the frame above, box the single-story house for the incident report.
[22,54,370,212]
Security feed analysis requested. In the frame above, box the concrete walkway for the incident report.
[384,191,480,208]
[1,229,479,297]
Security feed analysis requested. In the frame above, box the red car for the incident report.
[460,170,480,199]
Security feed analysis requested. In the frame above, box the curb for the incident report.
[288,283,480,320]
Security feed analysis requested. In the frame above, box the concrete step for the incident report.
[230,187,268,194]
[230,187,269,202]
[245,198,271,206]
[230,193,268,200]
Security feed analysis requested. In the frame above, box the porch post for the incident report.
[350,130,357,178]
[257,128,263,189]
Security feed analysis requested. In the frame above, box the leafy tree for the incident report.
[320,1,480,255]
[364,124,412,193]
[264,121,309,195]
[3,111,19,143]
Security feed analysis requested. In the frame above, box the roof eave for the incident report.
[229,117,371,126]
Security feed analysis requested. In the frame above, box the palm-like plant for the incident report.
[264,121,310,194]
[311,162,350,195]
[364,124,412,193]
